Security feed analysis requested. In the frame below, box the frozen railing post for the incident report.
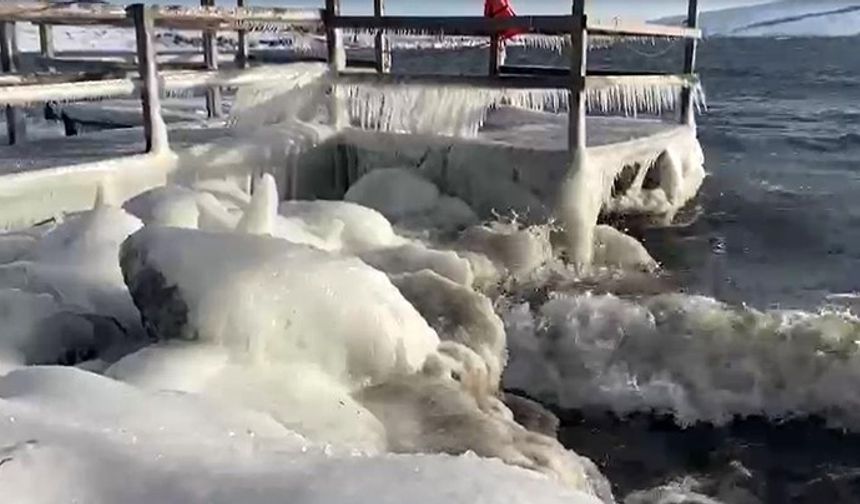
[129,3,166,153]
[38,24,55,71]
[568,0,587,157]
[201,0,223,118]
[373,0,391,74]
[325,0,345,127]
[0,21,25,145]
[236,0,249,69]
[680,0,699,126]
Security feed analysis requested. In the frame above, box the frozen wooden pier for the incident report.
[0,0,704,229]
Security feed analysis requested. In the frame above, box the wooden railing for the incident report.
[0,0,701,161]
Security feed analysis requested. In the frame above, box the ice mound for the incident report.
[592,225,658,272]
[2,366,605,504]
[279,199,406,253]
[120,226,439,386]
[504,292,860,429]
[391,270,507,392]
[345,167,478,232]
[0,202,144,355]
[359,243,475,287]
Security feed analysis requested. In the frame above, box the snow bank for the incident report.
[0,366,603,504]
[504,292,860,429]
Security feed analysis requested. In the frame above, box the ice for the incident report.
[121,226,439,384]
[359,243,475,287]
[0,365,603,504]
[504,292,860,429]
[279,199,408,253]
[338,78,702,137]
[345,168,441,222]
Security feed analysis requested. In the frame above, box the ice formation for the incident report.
[0,366,606,504]
[337,79,702,137]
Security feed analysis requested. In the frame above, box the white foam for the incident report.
[504,292,860,429]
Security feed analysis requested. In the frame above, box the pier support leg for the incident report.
[39,24,56,120]
[201,0,223,118]
[325,0,345,128]
[0,22,25,145]
[568,1,587,156]
[129,4,167,153]
[373,0,390,74]
[236,0,249,69]
[680,0,699,126]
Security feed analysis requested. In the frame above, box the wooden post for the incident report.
[0,22,25,145]
[129,3,166,153]
[488,34,501,76]
[680,0,699,126]
[373,0,390,73]
[325,0,345,127]
[201,0,223,118]
[236,0,249,69]
[568,0,587,156]
[38,24,55,69]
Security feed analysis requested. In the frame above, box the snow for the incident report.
[504,292,860,429]
[656,0,860,37]
[0,366,603,504]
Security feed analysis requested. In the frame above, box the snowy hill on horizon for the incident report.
[655,0,860,37]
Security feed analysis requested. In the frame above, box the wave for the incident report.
[785,132,860,153]
[503,292,860,430]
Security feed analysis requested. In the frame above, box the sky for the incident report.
[132,0,781,20]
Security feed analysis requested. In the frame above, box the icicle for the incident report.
[237,173,279,236]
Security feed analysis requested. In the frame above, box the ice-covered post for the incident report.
[568,0,587,155]
[129,4,167,153]
[325,0,345,128]
[559,0,601,271]
[201,0,223,118]
[236,0,249,69]
[0,22,25,145]
[373,0,391,73]
[680,0,699,126]
[38,24,55,71]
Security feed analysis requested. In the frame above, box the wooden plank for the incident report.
[373,0,391,74]
[337,69,570,89]
[587,19,701,39]
[680,0,699,125]
[569,1,587,154]
[201,0,222,119]
[236,0,249,69]
[0,3,324,30]
[128,4,165,153]
[332,15,576,36]
[501,65,674,77]
[0,22,25,145]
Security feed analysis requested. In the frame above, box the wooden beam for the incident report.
[201,0,222,119]
[488,35,501,76]
[38,24,55,74]
[0,3,324,30]
[236,0,249,69]
[586,20,701,39]
[680,0,699,125]
[337,69,570,89]
[373,0,390,74]
[0,22,25,145]
[569,1,587,155]
[128,4,165,153]
[332,15,576,36]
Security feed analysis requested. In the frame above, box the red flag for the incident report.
[484,0,523,40]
